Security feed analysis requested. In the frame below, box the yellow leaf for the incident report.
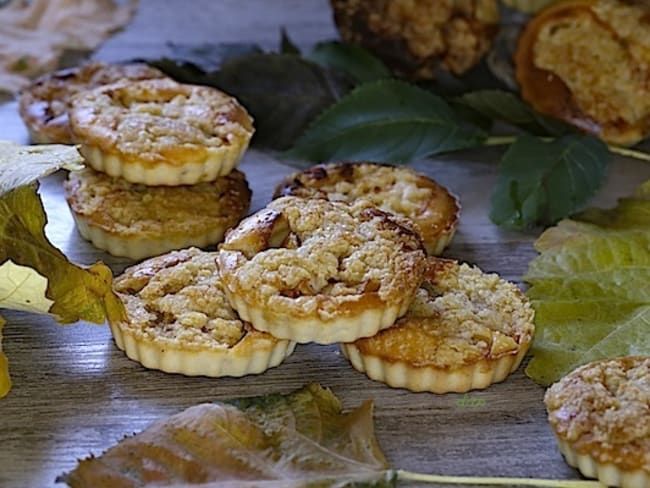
[0,260,54,314]
[0,314,11,399]
[0,140,83,196]
[0,184,126,324]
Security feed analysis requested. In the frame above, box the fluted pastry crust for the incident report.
[18,62,165,144]
[64,167,251,260]
[545,357,650,488]
[68,78,254,185]
[275,162,460,255]
[111,248,295,377]
[342,258,535,393]
[218,196,427,344]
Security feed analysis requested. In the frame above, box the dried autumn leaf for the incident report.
[0,315,10,399]
[0,140,83,195]
[0,260,54,315]
[525,181,650,385]
[60,383,395,488]
[0,184,125,324]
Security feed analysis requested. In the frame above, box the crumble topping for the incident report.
[354,258,535,368]
[113,248,270,349]
[69,78,253,164]
[218,196,426,316]
[545,356,650,472]
[275,162,459,253]
[64,167,250,238]
[18,62,164,143]
[533,0,650,128]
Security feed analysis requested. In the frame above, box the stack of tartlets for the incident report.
[107,161,535,387]
[19,62,255,260]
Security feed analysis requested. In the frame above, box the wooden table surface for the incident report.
[1,2,649,487]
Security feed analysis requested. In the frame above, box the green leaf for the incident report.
[459,90,572,136]
[209,53,352,150]
[524,182,650,385]
[307,41,391,84]
[61,383,396,487]
[490,135,609,230]
[0,140,83,196]
[287,80,487,163]
[280,27,301,55]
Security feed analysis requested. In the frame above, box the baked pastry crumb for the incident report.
[545,356,650,488]
[68,78,254,185]
[111,248,295,377]
[342,258,535,393]
[218,196,427,344]
[18,61,165,144]
[64,167,251,260]
[274,162,460,255]
[516,0,650,145]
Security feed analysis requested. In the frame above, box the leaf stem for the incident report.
[396,470,605,487]
[483,136,650,163]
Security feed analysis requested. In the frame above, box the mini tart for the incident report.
[111,248,296,377]
[341,258,535,393]
[217,196,427,345]
[18,61,165,144]
[68,78,254,185]
[64,166,251,260]
[274,162,460,255]
[545,357,650,488]
[515,0,650,145]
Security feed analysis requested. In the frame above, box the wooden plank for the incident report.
[1,1,650,487]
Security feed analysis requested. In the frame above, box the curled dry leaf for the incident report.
[0,140,83,196]
[0,0,138,93]
[0,141,126,398]
[60,383,395,488]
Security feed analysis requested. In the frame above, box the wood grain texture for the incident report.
[1,1,650,487]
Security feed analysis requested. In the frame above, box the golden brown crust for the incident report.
[515,0,650,145]
[217,196,427,344]
[18,62,165,144]
[64,166,250,239]
[274,162,460,255]
[545,356,650,474]
[342,258,535,392]
[331,0,499,79]
[111,248,295,376]
[68,78,254,184]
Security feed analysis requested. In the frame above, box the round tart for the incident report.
[18,61,165,144]
[64,166,251,260]
[275,162,460,255]
[545,357,650,488]
[111,248,296,377]
[68,78,254,185]
[217,196,427,345]
[515,0,650,145]
[341,258,535,393]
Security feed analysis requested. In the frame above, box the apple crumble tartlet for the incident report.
[68,78,254,185]
[545,357,650,488]
[217,196,427,344]
[64,167,251,260]
[111,248,296,377]
[18,62,165,144]
[516,0,650,145]
[275,162,460,255]
[341,258,535,393]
